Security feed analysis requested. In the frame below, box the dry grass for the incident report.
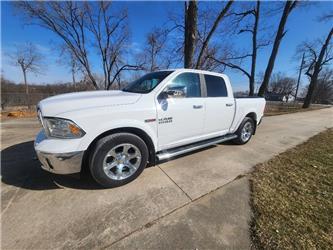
[250,129,333,249]
[264,102,327,116]
[1,109,37,120]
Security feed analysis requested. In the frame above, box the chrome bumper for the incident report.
[36,150,84,174]
[34,129,84,174]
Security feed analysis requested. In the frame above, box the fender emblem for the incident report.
[144,118,156,123]
[158,117,173,124]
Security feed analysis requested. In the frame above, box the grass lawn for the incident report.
[250,128,333,249]
[264,102,327,116]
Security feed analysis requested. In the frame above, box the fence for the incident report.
[1,92,70,110]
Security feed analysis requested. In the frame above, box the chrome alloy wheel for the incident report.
[241,121,253,142]
[103,143,142,180]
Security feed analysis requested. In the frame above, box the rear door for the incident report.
[203,74,235,136]
[156,72,205,150]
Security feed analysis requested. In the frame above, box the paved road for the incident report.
[1,108,332,249]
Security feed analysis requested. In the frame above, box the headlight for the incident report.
[43,117,86,139]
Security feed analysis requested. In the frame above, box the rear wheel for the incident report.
[89,133,148,188]
[233,117,255,145]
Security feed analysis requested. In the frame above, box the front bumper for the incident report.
[36,150,84,174]
[34,130,84,174]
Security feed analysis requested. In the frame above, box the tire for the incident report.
[89,133,148,188]
[233,117,255,145]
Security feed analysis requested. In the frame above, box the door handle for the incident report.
[226,103,234,107]
[193,105,203,109]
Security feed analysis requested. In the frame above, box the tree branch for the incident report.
[195,0,234,69]
[107,64,144,90]
[209,56,251,79]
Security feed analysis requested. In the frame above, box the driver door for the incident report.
[156,72,205,150]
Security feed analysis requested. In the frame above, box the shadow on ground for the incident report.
[1,141,102,190]
[1,139,237,190]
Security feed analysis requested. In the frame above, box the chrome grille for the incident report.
[37,108,44,127]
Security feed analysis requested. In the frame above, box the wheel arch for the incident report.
[81,127,157,174]
[245,112,257,134]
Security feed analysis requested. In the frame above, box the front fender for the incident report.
[77,119,158,151]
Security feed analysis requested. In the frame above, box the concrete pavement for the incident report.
[1,108,332,249]
[111,177,252,250]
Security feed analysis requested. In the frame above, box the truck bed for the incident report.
[230,97,266,133]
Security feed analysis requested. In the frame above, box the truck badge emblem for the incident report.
[158,117,173,124]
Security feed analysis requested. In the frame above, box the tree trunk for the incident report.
[303,27,333,108]
[72,67,77,91]
[184,1,197,68]
[22,67,30,109]
[151,42,155,72]
[86,70,99,89]
[258,1,297,97]
[249,0,260,96]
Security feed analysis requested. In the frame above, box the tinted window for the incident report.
[123,71,173,93]
[167,73,201,98]
[204,74,228,97]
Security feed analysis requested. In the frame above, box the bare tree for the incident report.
[141,28,170,72]
[84,2,142,90]
[58,46,82,90]
[209,1,264,96]
[16,1,142,90]
[301,26,333,108]
[11,43,43,108]
[247,0,260,96]
[69,54,80,90]
[258,1,298,97]
[184,1,198,68]
[309,69,333,104]
[269,73,297,102]
[168,1,234,70]
[195,0,234,69]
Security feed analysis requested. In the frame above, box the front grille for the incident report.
[37,108,44,127]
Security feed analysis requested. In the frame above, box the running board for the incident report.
[156,134,238,161]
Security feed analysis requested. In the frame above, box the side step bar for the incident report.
[156,134,238,161]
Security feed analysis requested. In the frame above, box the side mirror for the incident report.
[158,91,168,101]
[165,86,186,98]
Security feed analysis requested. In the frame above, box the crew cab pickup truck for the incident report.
[35,69,266,187]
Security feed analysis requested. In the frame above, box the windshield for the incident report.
[123,71,174,93]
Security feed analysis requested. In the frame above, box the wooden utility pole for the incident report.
[294,53,305,103]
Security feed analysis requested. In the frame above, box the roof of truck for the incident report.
[157,68,227,78]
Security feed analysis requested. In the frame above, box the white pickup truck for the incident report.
[35,69,265,187]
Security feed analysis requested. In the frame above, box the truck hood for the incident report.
[38,90,141,117]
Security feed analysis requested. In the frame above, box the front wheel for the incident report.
[89,133,148,188]
[233,117,255,145]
